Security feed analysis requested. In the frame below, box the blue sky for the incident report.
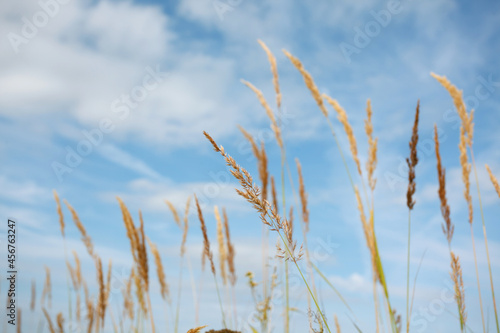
[1,0,500,332]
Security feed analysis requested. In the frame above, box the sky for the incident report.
[1,0,500,332]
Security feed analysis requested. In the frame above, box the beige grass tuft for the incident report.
[214,206,227,284]
[365,99,378,192]
[323,94,362,177]
[53,190,65,237]
[282,49,328,118]
[434,125,454,245]
[258,39,281,110]
[486,164,500,198]
[241,80,283,149]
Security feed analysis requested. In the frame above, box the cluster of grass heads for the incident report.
[26,41,499,333]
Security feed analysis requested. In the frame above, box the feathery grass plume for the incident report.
[41,266,52,308]
[166,200,181,228]
[138,211,149,291]
[57,312,64,333]
[434,125,454,245]
[195,195,216,276]
[139,212,156,333]
[259,141,269,202]
[104,260,112,324]
[43,308,56,333]
[459,127,473,224]
[271,175,278,213]
[258,39,281,110]
[223,208,236,286]
[133,264,146,315]
[486,165,500,198]
[450,251,467,331]
[365,99,378,192]
[147,237,169,301]
[296,159,309,231]
[323,94,362,177]
[95,257,105,328]
[405,100,420,333]
[53,190,65,237]
[431,73,474,145]
[406,100,420,210]
[31,280,36,311]
[64,200,94,258]
[117,198,139,263]
[204,131,331,332]
[334,315,341,333]
[72,251,82,289]
[282,49,328,118]
[123,269,135,320]
[66,260,78,290]
[238,126,260,159]
[195,195,227,328]
[187,325,208,333]
[86,299,95,333]
[241,80,283,149]
[214,206,228,285]
[436,73,496,333]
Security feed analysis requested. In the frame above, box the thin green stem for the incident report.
[213,273,227,329]
[406,210,412,333]
[470,146,499,333]
[310,261,355,317]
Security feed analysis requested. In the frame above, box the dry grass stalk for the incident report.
[223,208,237,285]
[165,200,181,228]
[123,269,135,320]
[296,158,309,232]
[271,175,278,213]
[282,49,328,118]
[459,126,473,225]
[187,325,208,333]
[42,308,56,333]
[86,300,95,333]
[195,195,216,275]
[406,101,419,210]
[258,39,281,110]
[66,260,78,290]
[41,266,52,308]
[354,187,378,283]
[215,206,228,284]
[72,251,82,288]
[364,99,378,192]
[238,126,260,160]
[334,315,341,333]
[204,131,303,263]
[431,73,474,145]
[57,312,64,333]
[64,200,94,258]
[259,141,269,202]
[117,198,139,263]
[450,251,467,330]
[30,280,36,311]
[137,211,149,292]
[486,165,500,198]
[147,237,169,301]
[434,125,454,245]
[95,257,105,328]
[323,94,362,177]
[241,79,283,149]
[53,190,65,237]
[181,196,192,257]
[104,260,112,323]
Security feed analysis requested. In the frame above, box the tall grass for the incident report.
[28,42,499,333]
